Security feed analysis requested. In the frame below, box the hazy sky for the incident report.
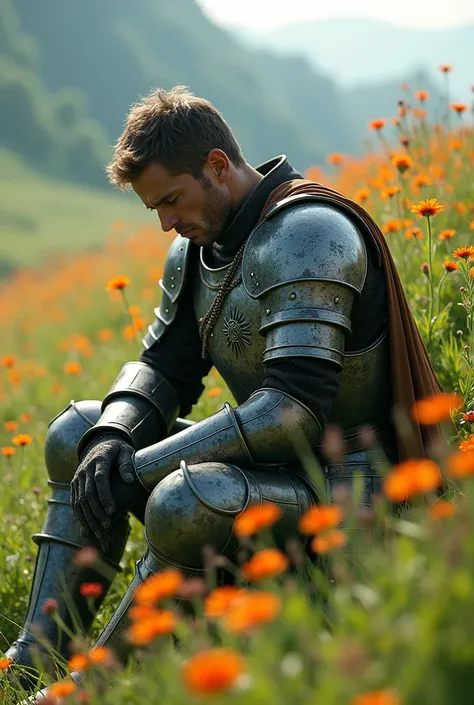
[197,0,474,30]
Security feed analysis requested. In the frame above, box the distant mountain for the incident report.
[234,18,473,104]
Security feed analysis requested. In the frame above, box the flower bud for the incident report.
[421,262,430,275]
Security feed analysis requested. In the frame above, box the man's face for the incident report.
[132,162,232,247]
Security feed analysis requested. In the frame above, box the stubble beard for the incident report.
[197,178,232,247]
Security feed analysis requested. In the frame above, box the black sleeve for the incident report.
[140,262,212,418]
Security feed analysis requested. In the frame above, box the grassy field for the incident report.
[0,76,474,704]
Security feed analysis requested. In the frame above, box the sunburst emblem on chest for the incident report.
[222,307,251,356]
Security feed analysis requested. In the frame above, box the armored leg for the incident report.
[5,400,130,687]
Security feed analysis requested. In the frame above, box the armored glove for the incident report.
[71,433,146,546]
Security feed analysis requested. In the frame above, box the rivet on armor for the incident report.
[250,272,255,277]
[179,246,184,251]
[165,308,169,314]
[171,284,175,289]
[210,333,214,338]
[177,267,182,272]
[170,276,175,281]
[334,296,340,304]
[265,308,271,315]
[289,292,297,300]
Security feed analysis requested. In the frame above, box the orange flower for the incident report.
[47,679,77,699]
[126,609,177,645]
[439,229,455,241]
[440,64,452,73]
[299,504,343,534]
[64,361,82,375]
[0,657,12,670]
[207,386,222,398]
[428,500,456,520]
[134,569,184,605]
[224,592,281,633]
[381,186,401,199]
[97,328,115,342]
[123,325,136,341]
[3,420,18,432]
[352,689,401,705]
[12,433,33,447]
[240,549,289,582]
[311,529,347,554]
[128,305,142,317]
[369,119,385,131]
[106,275,131,291]
[129,605,163,622]
[411,198,444,218]
[412,174,432,189]
[2,446,15,457]
[459,435,474,452]
[204,586,248,618]
[88,646,114,666]
[68,653,89,672]
[327,153,343,166]
[132,317,146,331]
[447,451,474,478]
[415,90,429,101]
[412,392,462,424]
[391,153,413,173]
[382,219,402,234]
[79,582,104,599]
[453,246,474,260]
[1,354,17,368]
[450,103,467,114]
[20,412,32,424]
[355,188,370,203]
[442,261,458,272]
[183,648,245,695]
[233,502,283,537]
[384,459,442,502]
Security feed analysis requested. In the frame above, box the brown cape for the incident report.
[259,179,442,462]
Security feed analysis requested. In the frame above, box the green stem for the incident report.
[436,271,448,320]
[426,216,435,345]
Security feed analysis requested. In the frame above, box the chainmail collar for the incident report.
[204,155,303,268]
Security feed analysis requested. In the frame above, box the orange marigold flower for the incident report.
[134,569,184,605]
[428,500,456,520]
[68,653,89,672]
[97,328,115,342]
[440,64,452,73]
[439,229,455,240]
[459,435,474,452]
[132,316,146,331]
[12,433,33,447]
[207,386,222,398]
[48,679,77,699]
[384,459,442,502]
[453,246,474,260]
[411,198,444,218]
[79,582,104,599]
[88,646,114,666]
[412,174,432,188]
[369,118,385,131]
[240,548,289,582]
[183,648,245,695]
[123,325,136,341]
[233,502,283,537]
[442,261,458,272]
[447,451,474,478]
[20,412,32,424]
[311,529,348,554]
[355,188,370,203]
[450,103,467,114]
[412,392,462,424]
[352,689,401,705]
[64,361,82,375]
[391,153,413,173]
[128,305,142,317]
[382,219,402,234]
[0,657,12,670]
[299,504,343,534]
[126,609,177,645]
[204,587,248,618]
[129,605,163,622]
[1,354,17,368]
[3,420,18,432]
[327,153,343,166]
[381,186,401,199]
[415,89,429,101]
[2,446,15,457]
[224,592,281,633]
[106,275,131,291]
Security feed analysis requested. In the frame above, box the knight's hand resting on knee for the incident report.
[71,432,138,542]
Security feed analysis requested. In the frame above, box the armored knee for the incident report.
[44,400,102,483]
[144,461,251,572]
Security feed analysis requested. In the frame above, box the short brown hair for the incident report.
[106,86,245,189]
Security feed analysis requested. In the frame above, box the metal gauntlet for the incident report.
[133,387,322,490]
[77,361,180,455]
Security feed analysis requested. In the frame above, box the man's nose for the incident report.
[158,213,179,232]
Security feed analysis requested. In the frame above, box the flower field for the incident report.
[1,71,474,704]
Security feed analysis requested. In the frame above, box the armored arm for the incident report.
[132,199,368,490]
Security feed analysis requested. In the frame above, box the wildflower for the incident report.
[447,451,474,478]
[412,174,432,189]
[405,227,423,241]
[134,569,184,605]
[463,411,474,423]
[412,392,462,424]
[439,229,455,240]
[183,648,245,695]
[240,549,289,582]
[79,582,104,599]
[1,355,17,368]
[123,325,136,341]
[208,386,222,398]
[20,412,32,423]
[106,275,131,291]
[391,153,413,173]
[132,317,146,331]
[415,90,429,101]
[299,505,343,534]
[224,592,281,633]
[369,119,385,131]
[442,261,458,272]
[204,587,248,618]
[450,103,467,114]
[88,646,114,666]
[0,657,12,670]
[311,529,348,554]
[382,219,402,234]
[421,262,429,275]
[453,246,474,260]
[413,108,426,120]
[68,653,89,672]
[12,433,33,447]
[459,435,474,452]
[47,679,77,699]
[411,198,444,218]
[74,547,98,568]
[381,186,401,199]
[352,689,401,705]
[97,328,115,342]
[126,609,177,645]
[399,135,409,146]
[428,500,456,520]
[64,361,82,375]
[384,459,442,502]
[327,153,343,166]
[456,202,467,215]
[233,502,282,537]
[355,188,370,203]
[41,598,59,615]
[128,305,142,317]
[4,420,18,432]
[440,64,452,73]
[2,446,15,457]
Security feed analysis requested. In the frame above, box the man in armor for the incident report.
[4,86,441,685]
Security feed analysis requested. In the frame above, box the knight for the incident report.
[4,86,441,688]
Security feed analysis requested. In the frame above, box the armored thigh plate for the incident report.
[144,460,315,573]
